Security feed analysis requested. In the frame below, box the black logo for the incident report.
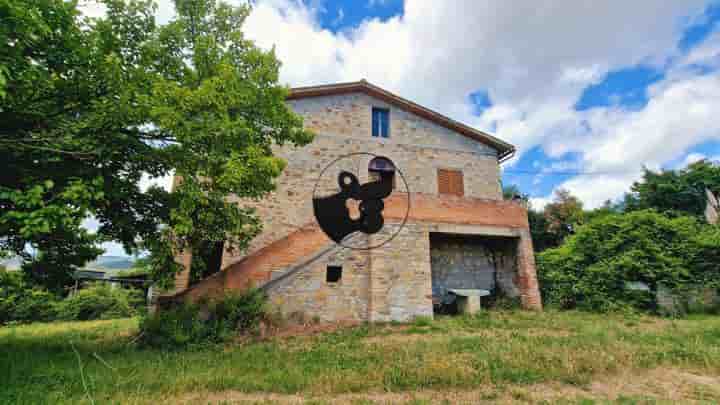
[312,153,410,250]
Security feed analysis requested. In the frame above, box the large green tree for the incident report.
[626,160,720,218]
[1,0,313,291]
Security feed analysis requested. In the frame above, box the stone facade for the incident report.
[170,83,542,321]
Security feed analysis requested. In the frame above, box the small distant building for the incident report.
[71,267,149,296]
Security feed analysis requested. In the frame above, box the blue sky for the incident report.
[92,0,720,255]
[502,2,720,205]
[278,0,720,205]
[316,0,403,32]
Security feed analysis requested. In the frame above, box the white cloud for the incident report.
[529,197,551,211]
[240,1,719,207]
[78,0,719,212]
[553,71,720,207]
[681,152,708,167]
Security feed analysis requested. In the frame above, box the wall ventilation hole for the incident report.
[326,265,342,283]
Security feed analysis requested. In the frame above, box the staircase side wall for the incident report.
[265,238,373,322]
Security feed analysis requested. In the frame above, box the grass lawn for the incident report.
[1,311,720,404]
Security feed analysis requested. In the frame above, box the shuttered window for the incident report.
[372,107,390,138]
[437,169,464,196]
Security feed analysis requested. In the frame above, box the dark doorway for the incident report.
[429,233,519,314]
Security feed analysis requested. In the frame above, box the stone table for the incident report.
[448,289,491,314]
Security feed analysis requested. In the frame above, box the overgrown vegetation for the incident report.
[0,272,141,324]
[139,289,266,348]
[505,160,720,313]
[1,311,719,403]
[0,271,58,323]
[57,283,142,321]
[537,210,720,313]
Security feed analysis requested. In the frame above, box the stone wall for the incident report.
[366,223,433,322]
[263,219,541,322]
[171,90,542,321]
[266,238,372,322]
[429,233,519,306]
[222,92,503,268]
[265,222,433,322]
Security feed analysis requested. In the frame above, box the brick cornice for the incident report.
[384,192,529,229]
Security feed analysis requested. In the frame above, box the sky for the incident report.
[82,0,720,255]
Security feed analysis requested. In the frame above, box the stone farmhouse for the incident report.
[166,80,541,322]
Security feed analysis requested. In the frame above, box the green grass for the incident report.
[1,311,720,404]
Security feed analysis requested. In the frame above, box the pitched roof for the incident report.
[288,80,515,161]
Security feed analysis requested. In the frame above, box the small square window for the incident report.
[372,107,390,138]
[326,265,342,283]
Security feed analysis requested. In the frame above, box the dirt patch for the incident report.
[173,367,720,404]
[363,331,437,345]
[362,327,573,346]
[586,368,720,402]
[228,320,363,346]
[262,321,361,340]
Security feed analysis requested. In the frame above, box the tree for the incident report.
[502,183,528,202]
[527,209,557,252]
[502,184,584,252]
[544,189,584,242]
[626,160,720,219]
[584,199,622,223]
[1,0,313,291]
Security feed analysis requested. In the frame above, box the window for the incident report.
[368,156,396,189]
[326,265,342,283]
[437,169,464,196]
[372,107,390,138]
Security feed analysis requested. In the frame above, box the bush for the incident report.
[139,288,267,348]
[537,210,720,313]
[1,273,145,324]
[0,272,59,324]
[57,283,137,321]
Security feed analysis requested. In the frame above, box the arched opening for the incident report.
[368,156,396,189]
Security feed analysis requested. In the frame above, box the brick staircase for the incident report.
[161,223,332,304]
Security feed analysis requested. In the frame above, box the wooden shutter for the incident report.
[437,169,464,196]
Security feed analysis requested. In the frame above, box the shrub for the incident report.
[537,210,720,313]
[0,272,59,324]
[139,288,267,348]
[57,283,137,321]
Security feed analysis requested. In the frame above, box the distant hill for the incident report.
[85,256,136,270]
[1,255,135,273]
